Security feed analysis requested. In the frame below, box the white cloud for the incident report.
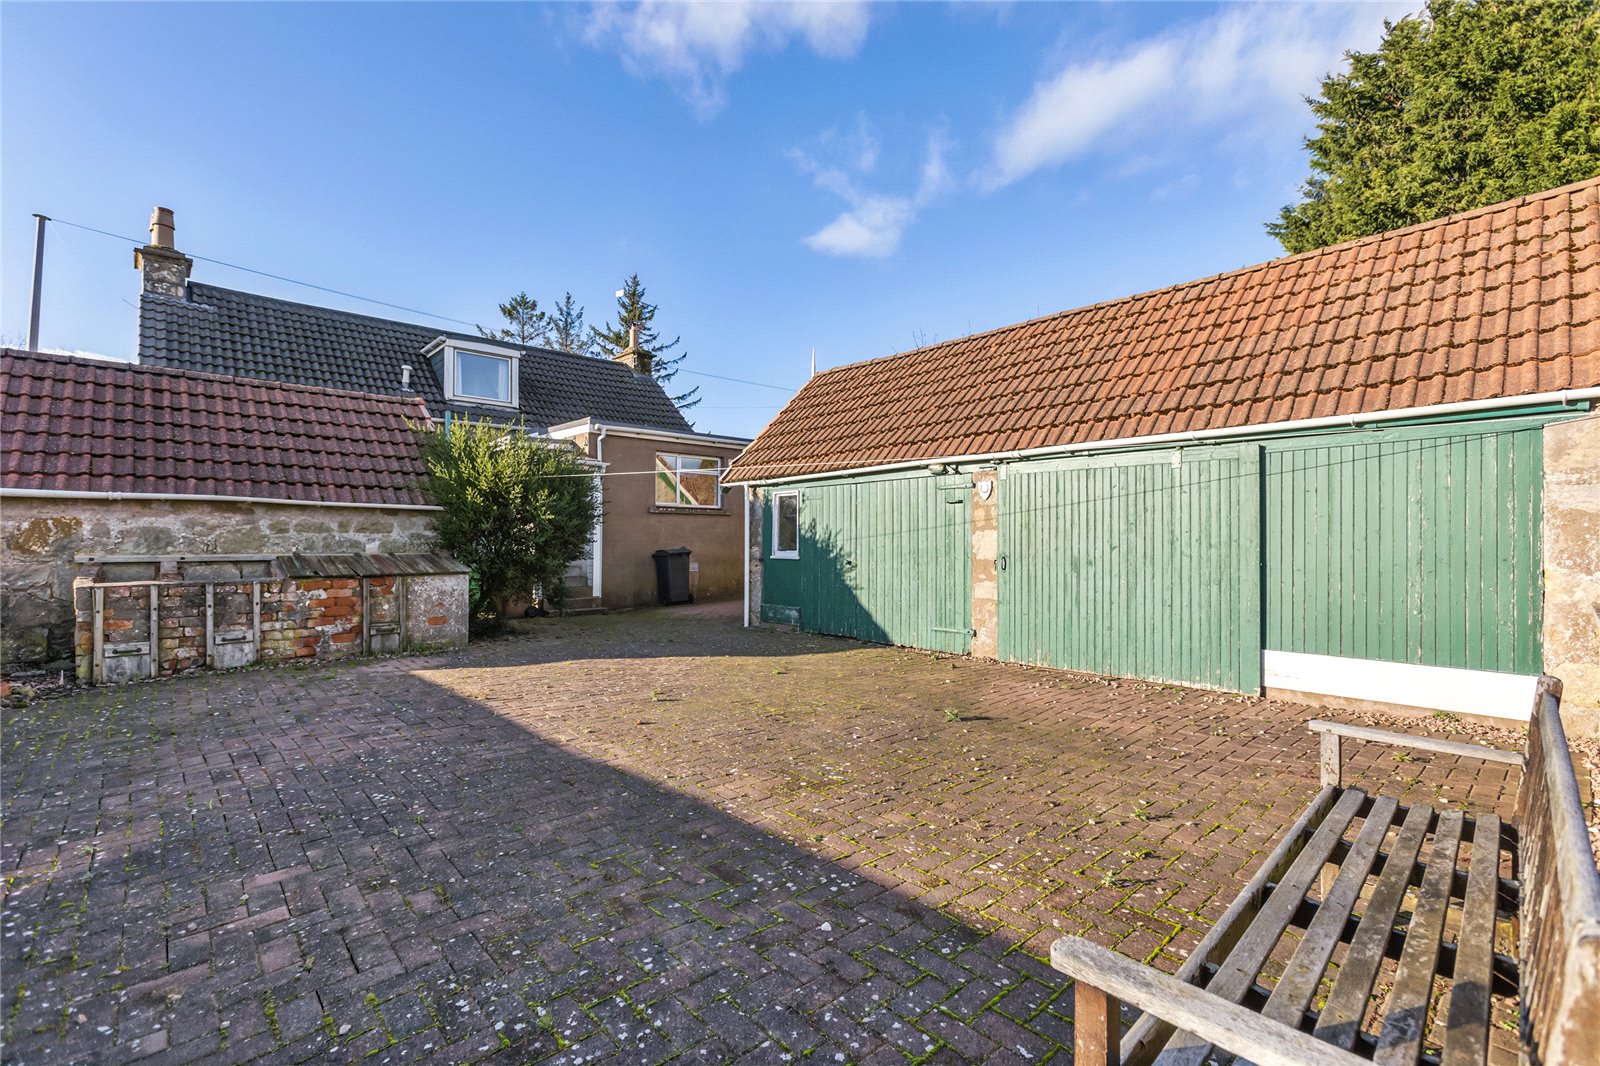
[989,42,1177,189]
[796,129,952,259]
[983,2,1416,190]
[586,1,871,118]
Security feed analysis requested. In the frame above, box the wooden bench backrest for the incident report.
[1514,677,1600,1066]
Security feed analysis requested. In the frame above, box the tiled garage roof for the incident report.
[1,349,436,507]
[729,177,1600,482]
[140,283,695,435]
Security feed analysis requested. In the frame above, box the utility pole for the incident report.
[26,214,48,350]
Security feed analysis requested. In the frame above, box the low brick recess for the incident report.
[74,558,466,683]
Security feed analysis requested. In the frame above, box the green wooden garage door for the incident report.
[1263,421,1546,674]
[797,474,972,654]
[997,446,1262,692]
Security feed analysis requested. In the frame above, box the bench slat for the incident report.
[1306,720,1523,767]
[1261,795,1401,1029]
[1373,808,1465,1066]
[1053,937,1370,1066]
[1442,814,1500,1066]
[1312,801,1435,1050]
[1155,788,1367,1066]
[1120,785,1340,1066]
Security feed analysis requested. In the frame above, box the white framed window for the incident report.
[655,453,722,508]
[771,491,799,559]
[426,338,520,408]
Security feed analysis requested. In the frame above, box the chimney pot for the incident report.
[149,206,175,249]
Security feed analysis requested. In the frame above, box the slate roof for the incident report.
[1,349,435,507]
[729,177,1600,483]
[139,282,694,434]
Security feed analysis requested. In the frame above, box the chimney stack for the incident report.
[613,323,651,375]
[134,205,192,298]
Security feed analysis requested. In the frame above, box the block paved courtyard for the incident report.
[3,603,1532,1065]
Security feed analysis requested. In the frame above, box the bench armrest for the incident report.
[1307,720,1522,787]
[1051,937,1369,1066]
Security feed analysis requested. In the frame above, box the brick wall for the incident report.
[74,562,467,683]
[156,578,207,674]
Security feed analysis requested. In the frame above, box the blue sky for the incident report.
[1,1,1414,437]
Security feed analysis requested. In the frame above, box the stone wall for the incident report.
[745,491,763,626]
[2,496,438,672]
[1543,412,1600,736]
[970,470,999,659]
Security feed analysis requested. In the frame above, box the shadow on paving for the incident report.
[1,655,1076,1066]
[472,607,850,669]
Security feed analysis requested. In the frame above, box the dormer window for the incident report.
[424,338,520,408]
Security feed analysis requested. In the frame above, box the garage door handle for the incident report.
[998,555,1007,571]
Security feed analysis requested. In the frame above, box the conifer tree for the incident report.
[540,293,592,356]
[1271,0,1600,254]
[477,292,546,345]
[592,274,700,411]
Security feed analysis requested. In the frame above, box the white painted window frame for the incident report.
[428,338,521,408]
[771,490,799,559]
[655,452,723,509]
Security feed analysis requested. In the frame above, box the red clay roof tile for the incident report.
[730,178,1600,482]
[1,350,434,507]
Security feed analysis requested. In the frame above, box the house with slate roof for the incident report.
[727,177,1600,733]
[0,349,468,678]
[132,207,750,611]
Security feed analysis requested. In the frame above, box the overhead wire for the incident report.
[44,214,802,393]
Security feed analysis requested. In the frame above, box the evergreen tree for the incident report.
[540,292,592,356]
[591,274,700,411]
[420,419,598,630]
[477,291,547,345]
[1270,0,1600,254]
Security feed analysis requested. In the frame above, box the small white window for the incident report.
[655,453,722,508]
[772,491,799,559]
[427,338,520,408]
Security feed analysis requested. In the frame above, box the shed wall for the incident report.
[1263,421,1545,675]
[745,407,1596,729]
[757,475,970,651]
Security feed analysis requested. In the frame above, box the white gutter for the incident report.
[0,488,443,511]
[742,485,751,628]
[728,388,1600,486]
[548,418,752,448]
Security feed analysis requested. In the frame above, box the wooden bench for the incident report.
[1051,677,1600,1066]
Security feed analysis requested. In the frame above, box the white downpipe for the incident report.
[592,426,607,600]
[742,486,751,628]
[730,388,1600,486]
[0,488,442,511]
